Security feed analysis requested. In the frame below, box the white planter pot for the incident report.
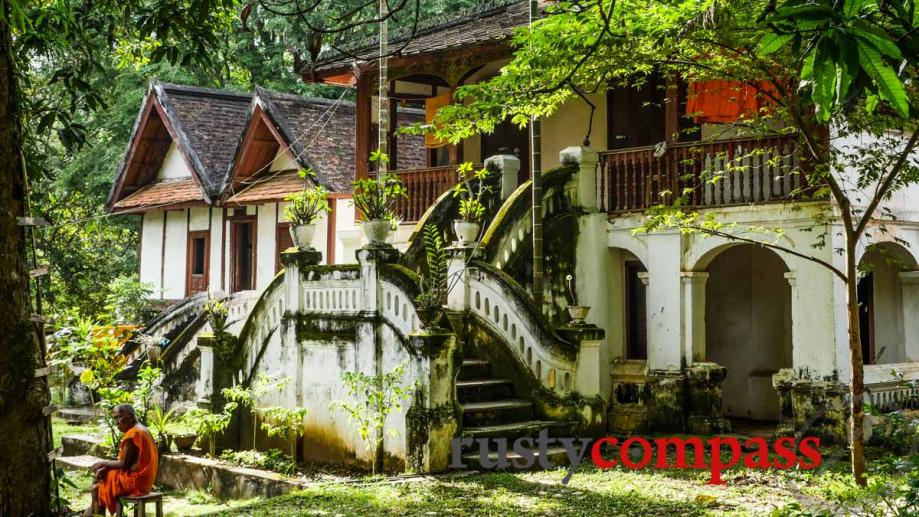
[567,305,590,324]
[290,223,317,249]
[454,220,480,245]
[363,219,392,244]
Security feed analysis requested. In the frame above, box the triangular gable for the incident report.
[107,81,212,212]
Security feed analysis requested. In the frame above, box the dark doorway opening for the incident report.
[858,272,875,364]
[625,261,648,360]
[186,231,209,296]
[232,220,256,292]
[481,118,530,184]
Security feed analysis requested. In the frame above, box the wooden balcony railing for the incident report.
[598,135,806,213]
[383,164,476,223]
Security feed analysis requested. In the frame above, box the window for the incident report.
[276,223,293,273]
[192,237,206,275]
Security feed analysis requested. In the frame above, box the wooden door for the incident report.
[186,231,210,296]
[607,76,666,150]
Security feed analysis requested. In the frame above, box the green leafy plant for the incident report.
[259,406,308,471]
[452,161,492,223]
[184,402,237,457]
[351,150,407,222]
[414,224,449,330]
[148,405,177,452]
[284,168,330,225]
[104,274,155,324]
[222,373,290,450]
[204,298,229,334]
[330,360,413,474]
[132,362,163,424]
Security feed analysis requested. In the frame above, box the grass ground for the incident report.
[53,418,911,516]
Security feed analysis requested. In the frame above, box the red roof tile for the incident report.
[225,171,308,204]
[112,179,205,211]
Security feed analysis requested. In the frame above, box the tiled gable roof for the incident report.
[156,83,253,196]
[306,0,532,74]
[257,88,356,192]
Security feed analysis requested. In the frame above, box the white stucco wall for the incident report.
[209,208,223,292]
[256,204,276,291]
[156,142,193,180]
[162,209,189,299]
[334,198,358,264]
[140,211,165,297]
[541,93,607,171]
[269,147,298,172]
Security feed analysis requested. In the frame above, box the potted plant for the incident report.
[352,150,407,244]
[284,169,330,249]
[452,162,492,244]
[565,274,590,324]
[204,298,229,334]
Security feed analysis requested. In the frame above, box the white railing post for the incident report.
[484,153,522,200]
[560,146,600,211]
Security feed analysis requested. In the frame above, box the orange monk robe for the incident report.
[97,426,159,515]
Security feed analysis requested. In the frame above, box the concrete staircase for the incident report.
[457,357,575,468]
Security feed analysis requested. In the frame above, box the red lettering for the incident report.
[707,437,741,485]
[742,438,772,469]
[654,437,706,469]
[591,437,618,469]
[772,437,797,469]
[797,437,822,470]
[620,437,652,469]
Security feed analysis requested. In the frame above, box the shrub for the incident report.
[284,169,330,225]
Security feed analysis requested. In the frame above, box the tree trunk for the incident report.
[0,1,54,514]
[845,236,867,486]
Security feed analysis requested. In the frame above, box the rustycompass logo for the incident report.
[449,430,822,485]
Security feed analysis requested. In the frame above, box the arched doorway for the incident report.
[858,242,918,365]
[705,244,792,422]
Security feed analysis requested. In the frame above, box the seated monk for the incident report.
[85,404,159,517]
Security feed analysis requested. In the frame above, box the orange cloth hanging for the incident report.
[97,426,159,515]
[424,91,452,149]
[685,80,779,124]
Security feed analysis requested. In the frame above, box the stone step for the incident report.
[56,454,100,471]
[456,378,514,402]
[58,406,98,424]
[461,399,533,427]
[461,420,575,441]
[458,359,491,380]
[62,433,106,457]
[460,446,575,470]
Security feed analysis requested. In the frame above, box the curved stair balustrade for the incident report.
[479,165,577,271]
[235,273,287,384]
[465,261,578,396]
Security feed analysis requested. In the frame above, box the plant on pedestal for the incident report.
[284,168,330,249]
[564,274,590,324]
[452,161,492,245]
[352,150,407,244]
[414,224,449,331]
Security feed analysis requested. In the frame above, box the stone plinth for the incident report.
[773,369,847,444]
[685,362,731,434]
[406,331,460,473]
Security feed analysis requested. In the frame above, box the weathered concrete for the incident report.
[773,369,847,444]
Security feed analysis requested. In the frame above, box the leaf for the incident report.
[856,42,909,117]
[756,32,794,56]
[768,4,835,22]
[811,40,837,121]
[851,20,902,59]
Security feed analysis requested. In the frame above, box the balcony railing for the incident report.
[598,135,806,213]
[384,164,474,223]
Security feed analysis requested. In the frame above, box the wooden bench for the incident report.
[116,492,163,517]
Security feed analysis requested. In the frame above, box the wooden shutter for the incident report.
[276,223,293,273]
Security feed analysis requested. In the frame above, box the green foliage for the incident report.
[148,405,178,443]
[133,363,163,424]
[284,170,331,225]
[204,298,229,333]
[219,448,296,476]
[221,373,290,450]
[351,151,407,222]
[184,401,237,457]
[104,275,155,324]
[330,361,413,474]
[452,162,492,223]
[260,406,308,467]
[414,224,448,330]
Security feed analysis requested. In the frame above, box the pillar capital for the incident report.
[484,154,521,200]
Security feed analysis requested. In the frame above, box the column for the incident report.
[681,272,708,365]
[644,231,682,371]
[900,272,919,360]
[559,146,600,211]
[405,332,459,473]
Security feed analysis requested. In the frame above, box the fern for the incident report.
[415,224,449,329]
